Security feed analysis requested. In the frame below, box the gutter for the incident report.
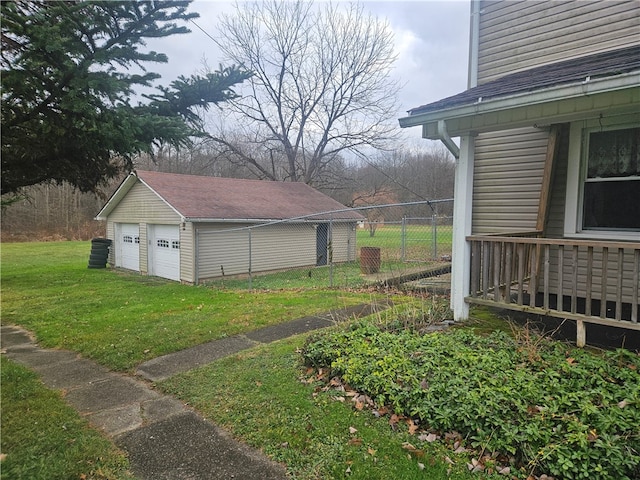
[399,72,640,131]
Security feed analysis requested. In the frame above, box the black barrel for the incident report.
[88,238,112,269]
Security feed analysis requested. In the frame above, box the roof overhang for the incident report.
[95,172,138,221]
[399,72,640,138]
[95,171,184,222]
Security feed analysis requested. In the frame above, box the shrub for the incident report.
[301,324,640,479]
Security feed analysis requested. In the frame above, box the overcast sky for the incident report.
[147,0,471,142]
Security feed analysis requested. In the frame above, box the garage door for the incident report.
[149,225,180,281]
[116,223,140,271]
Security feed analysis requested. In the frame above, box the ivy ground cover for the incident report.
[302,323,640,479]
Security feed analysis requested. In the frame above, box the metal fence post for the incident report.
[248,228,252,290]
[328,215,334,288]
[401,216,406,262]
[432,213,438,260]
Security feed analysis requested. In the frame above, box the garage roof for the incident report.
[97,170,364,222]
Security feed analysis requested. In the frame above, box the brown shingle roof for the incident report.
[136,170,362,221]
[407,44,640,116]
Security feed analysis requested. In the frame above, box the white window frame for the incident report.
[564,117,640,242]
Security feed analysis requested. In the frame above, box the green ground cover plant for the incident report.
[159,335,487,480]
[1,241,374,371]
[1,359,134,480]
[301,323,640,480]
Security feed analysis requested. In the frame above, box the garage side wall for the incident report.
[195,221,356,283]
[105,182,182,274]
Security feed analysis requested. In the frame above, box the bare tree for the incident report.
[210,0,400,185]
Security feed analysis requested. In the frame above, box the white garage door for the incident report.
[149,225,180,281]
[116,223,140,271]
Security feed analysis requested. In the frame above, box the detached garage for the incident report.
[96,170,363,283]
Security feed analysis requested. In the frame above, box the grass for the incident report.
[1,359,134,480]
[1,241,376,372]
[159,335,483,480]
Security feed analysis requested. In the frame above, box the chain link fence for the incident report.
[196,199,453,290]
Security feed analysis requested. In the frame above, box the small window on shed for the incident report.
[157,239,169,248]
[123,235,133,243]
[171,240,180,249]
[134,236,140,244]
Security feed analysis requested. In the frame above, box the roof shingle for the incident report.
[407,44,640,116]
[136,170,362,221]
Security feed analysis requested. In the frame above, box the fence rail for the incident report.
[194,200,453,290]
[467,233,640,344]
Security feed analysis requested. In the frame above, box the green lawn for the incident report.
[159,335,484,480]
[1,359,134,480]
[1,241,376,372]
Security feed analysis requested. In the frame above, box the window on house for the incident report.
[123,235,133,243]
[157,239,169,248]
[581,127,640,231]
[171,240,180,249]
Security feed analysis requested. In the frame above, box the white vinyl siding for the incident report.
[106,182,181,275]
[472,127,549,234]
[477,0,639,83]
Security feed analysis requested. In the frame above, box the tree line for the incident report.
[1,0,455,241]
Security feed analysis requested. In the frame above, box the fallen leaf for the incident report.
[419,433,439,443]
[348,438,363,446]
[333,396,346,402]
[418,462,425,470]
[407,419,419,435]
[420,378,429,390]
[349,426,358,434]
[498,466,511,475]
[367,447,377,456]
[402,442,425,458]
[354,401,365,411]
[618,399,628,408]
[566,357,576,364]
[345,466,351,474]
[255,381,262,387]
[444,456,454,465]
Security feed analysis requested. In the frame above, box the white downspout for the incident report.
[437,120,460,160]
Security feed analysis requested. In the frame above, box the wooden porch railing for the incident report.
[467,232,640,345]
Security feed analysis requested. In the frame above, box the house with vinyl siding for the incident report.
[96,170,363,283]
[399,0,639,346]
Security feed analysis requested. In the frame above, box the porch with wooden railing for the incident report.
[467,232,640,346]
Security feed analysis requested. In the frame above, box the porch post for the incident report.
[451,135,475,321]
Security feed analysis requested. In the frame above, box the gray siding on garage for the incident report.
[195,222,357,282]
[472,127,549,234]
[195,223,317,281]
[477,0,639,83]
[180,222,194,283]
[330,223,357,263]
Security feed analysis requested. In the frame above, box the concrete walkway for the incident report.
[1,303,384,479]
